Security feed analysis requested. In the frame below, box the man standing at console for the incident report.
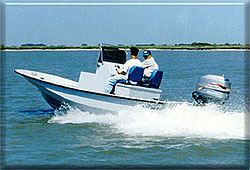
[104,47,142,93]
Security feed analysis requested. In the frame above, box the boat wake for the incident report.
[48,103,246,140]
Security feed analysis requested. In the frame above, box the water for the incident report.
[2,50,249,167]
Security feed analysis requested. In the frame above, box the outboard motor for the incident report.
[192,75,231,105]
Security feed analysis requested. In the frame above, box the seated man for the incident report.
[142,50,159,83]
[104,47,142,94]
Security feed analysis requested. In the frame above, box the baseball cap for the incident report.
[143,50,151,57]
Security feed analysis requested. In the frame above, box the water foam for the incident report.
[48,103,246,140]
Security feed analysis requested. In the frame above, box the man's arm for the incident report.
[117,60,130,75]
[116,70,126,75]
[142,60,151,69]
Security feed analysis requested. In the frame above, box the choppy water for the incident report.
[2,50,249,168]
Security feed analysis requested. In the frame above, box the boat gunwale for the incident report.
[15,69,166,104]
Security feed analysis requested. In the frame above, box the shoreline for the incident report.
[2,48,100,52]
[2,48,248,52]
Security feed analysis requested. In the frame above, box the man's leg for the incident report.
[104,75,126,93]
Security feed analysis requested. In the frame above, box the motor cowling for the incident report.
[192,75,231,105]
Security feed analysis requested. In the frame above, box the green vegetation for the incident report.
[21,43,47,47]
[1,44,99,50]
[1,44,4,50]
[1,42,249,50]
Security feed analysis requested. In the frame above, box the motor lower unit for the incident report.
[192,74,231,105]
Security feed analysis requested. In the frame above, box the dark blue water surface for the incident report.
[2,50,249,168]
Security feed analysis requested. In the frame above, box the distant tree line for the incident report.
[135,43,156,46]
[20,43,89,47]
[1,42,248,50]
[5,42,246,48]
[21,43,47,47]
[174,42,243,46]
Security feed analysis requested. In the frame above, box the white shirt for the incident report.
[122,58,142,78]
[142,57,159,77]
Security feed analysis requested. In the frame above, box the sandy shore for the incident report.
[147,48,248,51]
[2,48,99,51]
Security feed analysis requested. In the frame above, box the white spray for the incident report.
[48,103,246,140]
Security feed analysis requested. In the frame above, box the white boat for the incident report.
[15,44,232,113]
[15,44,170,113]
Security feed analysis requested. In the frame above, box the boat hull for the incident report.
[16,70,165,113]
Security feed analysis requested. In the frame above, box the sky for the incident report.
[3,0,247,46]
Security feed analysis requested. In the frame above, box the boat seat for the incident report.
[118,66,144,85]
[142,70,163,89]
